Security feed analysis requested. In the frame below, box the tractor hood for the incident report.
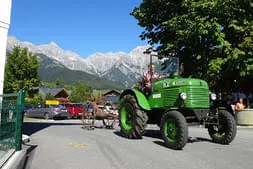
[150,77,210,109]
[154,78,209,90]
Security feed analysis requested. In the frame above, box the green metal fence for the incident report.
[0,90,25,162]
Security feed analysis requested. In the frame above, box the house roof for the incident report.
[39,86,72,98]
[103,89,121,96]
[54,88,70,98]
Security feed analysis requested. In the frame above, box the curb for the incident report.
[1,149,27,169]
[1,135,30,169]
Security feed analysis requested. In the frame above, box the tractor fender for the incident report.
[119,89,151,111]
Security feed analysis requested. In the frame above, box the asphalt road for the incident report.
[23,120,253,169]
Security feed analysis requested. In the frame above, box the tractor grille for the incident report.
[184,87,209,108]
[162,87,209,108]
[162,88,180,107]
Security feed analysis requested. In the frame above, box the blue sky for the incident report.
[8,0,146,58]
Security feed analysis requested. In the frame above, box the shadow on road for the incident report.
[153,141,172,149]
[113,129,162,139]
[112,129,162,142]
[113,128,213,150]
[113,131,123,138]
[153,137,213,149]
[144,129,162,139]
[144,129,212,144]
[22,144,38,169]
[187,137,212,143]
[23,121,82,136]
[153,137,213,150]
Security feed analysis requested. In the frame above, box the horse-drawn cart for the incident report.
[81,102,118,129]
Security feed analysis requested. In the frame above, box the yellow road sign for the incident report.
[45,100,59,105]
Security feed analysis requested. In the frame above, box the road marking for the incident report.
[70,142,88,148]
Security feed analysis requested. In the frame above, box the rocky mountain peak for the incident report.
[7,36,156,87]
[49,42,59,47]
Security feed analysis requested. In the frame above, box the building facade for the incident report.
[0,0,12,95]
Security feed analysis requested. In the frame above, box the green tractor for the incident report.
[118,56,236,150]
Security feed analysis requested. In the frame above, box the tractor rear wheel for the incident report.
[161,111,188,150]
[119,94,148,139]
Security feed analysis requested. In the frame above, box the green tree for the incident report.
[4,46,41,96]
[45,92,55,100]
[69,81,92,103]
[55,78,64,87]
[41,81,56,88]
[41,81,73,90]
[25,94,43,106]
[131,0,253,91]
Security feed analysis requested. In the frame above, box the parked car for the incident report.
[24,105,36,112]
[62,103,84,118]
[25,105,71,120]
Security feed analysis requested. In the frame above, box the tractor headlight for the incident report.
[210,93,217,101]
[180,92,187,100]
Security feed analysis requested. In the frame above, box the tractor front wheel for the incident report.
[160,111,188,150]
[208,110,236,144]
[119,94,148,139]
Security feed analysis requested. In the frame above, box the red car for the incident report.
[63,103,84,118]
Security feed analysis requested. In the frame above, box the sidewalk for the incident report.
[237,125,253,129]
[1,135,30,169]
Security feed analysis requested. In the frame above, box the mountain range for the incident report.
[7,36,157,89]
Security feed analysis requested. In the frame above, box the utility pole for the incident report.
[0,0,12,95]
